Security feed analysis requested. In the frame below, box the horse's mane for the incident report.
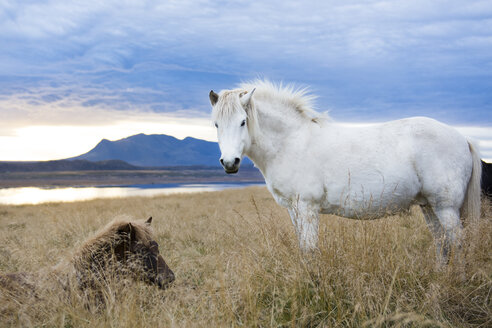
[72,217,153,264]
[238,79,329,124]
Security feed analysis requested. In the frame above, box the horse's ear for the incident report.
[240,88,255,107]
[145,217,153,225]
[209,90,219,106]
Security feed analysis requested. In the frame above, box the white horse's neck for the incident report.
[245,100,309,175]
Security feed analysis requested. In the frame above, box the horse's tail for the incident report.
[461,140,481,224]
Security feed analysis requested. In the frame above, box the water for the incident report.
[0,182,264,205]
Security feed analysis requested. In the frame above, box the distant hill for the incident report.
[0,134,254,173]
[70,133,241,167]
[0,159,138,173]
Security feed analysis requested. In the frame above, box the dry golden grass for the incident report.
[0,187,490,327]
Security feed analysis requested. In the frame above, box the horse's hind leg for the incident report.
[421,205,445,264]
[434,206,462,260]
[422,205,462,265]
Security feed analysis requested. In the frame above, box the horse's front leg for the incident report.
[288,201,320,252]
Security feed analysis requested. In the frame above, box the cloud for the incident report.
[0,96,216,161]
[2,1,491,103]
[455,126,492,161]
[0,88,211,133]
[3,1,491,72]
[0,0,491,160]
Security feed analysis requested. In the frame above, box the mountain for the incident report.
[70,133,226,167]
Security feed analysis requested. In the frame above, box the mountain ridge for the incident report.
[0,134,255,172]
[70,133,251,167]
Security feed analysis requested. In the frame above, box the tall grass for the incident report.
[0,187,490,327]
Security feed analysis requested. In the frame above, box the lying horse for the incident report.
[0,217,174,309]
[69,216,175,290]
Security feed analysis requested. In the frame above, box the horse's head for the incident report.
[210,88,256,174]
[114,217,175,289]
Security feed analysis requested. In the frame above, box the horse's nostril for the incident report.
[220,158,224,165]
[234,158,240,165]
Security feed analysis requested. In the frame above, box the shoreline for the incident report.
[0,182,266,206]
[0,167,264,188]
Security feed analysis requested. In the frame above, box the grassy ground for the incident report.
[0,187,490,327]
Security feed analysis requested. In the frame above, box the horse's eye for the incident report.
[214,123,218,128]
[240,120,246,127]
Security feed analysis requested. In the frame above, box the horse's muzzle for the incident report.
[224,168,239,174]
[220,157,240,174]
[157,271,175,289]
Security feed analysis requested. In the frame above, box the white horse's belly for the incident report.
[320,179,420,218]
[267,168,421,219]
[320,193,414,218]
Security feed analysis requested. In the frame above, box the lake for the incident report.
[0,182,264,205]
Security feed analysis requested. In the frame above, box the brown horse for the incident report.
[69,216,175,290]
[0,217,174,310]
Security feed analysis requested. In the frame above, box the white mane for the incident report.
[239,79,330,124]
[212,79,330,129]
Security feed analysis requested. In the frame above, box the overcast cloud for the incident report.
[0,0,491,160]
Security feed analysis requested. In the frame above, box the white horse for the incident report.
[209,80,481,263]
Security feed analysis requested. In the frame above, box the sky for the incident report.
[0,0,491,161]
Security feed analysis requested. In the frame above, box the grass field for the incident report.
[0,187,490,327]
